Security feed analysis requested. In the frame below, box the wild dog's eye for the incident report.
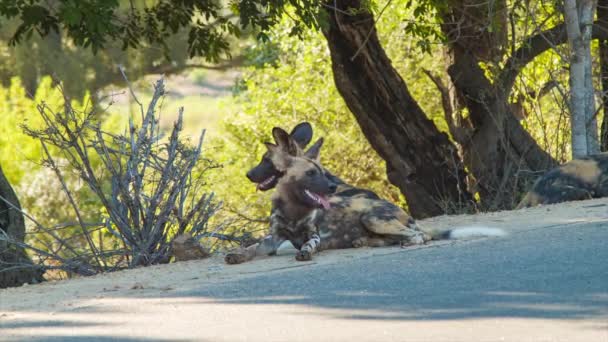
[306,169,317,177]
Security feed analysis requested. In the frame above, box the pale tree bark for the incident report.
[564,0,599,157]
[599,0,608,150]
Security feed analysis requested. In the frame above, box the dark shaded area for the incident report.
[0,320,105,329]
[5,337,187,342]
[0,318,191,342]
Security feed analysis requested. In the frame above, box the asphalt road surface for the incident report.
[2,221,608,341]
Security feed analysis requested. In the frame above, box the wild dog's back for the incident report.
[316,191,418,249]
[517,152,608,208]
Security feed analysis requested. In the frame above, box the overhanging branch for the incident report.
[498,22,608,96]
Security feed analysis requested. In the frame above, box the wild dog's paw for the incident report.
[421,233,432,243]
[352,238,367,248]
[412,233,427,245]
[400,234,426,248]
[225,252,247,264]
[295,250,312,261]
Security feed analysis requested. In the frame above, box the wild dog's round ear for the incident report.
[264,142,277,151]
[304,138,324,161]
[272,127,301,156]
[290,122,313,149]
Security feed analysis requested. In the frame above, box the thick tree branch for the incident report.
[499,22,608,96]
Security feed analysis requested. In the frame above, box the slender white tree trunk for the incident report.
[581,0,599,154]
[564,0,598,158]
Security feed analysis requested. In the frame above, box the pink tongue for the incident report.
[318,195,331,209]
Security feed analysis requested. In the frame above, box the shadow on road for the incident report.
[170,222,608,321]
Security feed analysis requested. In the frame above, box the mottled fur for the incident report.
[225,127,427,264]
[517,153,608,208]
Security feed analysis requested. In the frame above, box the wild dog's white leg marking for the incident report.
[296,233,320,261]
[301,233,321,253]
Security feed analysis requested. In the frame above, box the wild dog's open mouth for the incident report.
[256,175,278,191]
[304,189,331,209]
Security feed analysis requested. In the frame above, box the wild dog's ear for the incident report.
[272,127,301,156]
[290,122,313,148]
[304,138,324,161]
[264,142,277,151]
[264,141,292,171]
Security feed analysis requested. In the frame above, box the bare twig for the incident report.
[40,141,104,270]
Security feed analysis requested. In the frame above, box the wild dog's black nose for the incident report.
[328,183,337,193]
[246,169,254,181]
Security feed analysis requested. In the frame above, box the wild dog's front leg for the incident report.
[296,232,320,261]
[225,234,285,264]
[226,211,288,264]
[225,243,259,264]
[294,212,321,261]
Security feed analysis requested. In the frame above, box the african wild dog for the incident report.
[225,126,504,264]
[225,127,430,264]
[517,152,608,208]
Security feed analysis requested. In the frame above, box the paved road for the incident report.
[3,221,608,341]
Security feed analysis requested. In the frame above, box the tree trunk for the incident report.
[321,0,473,218]
[599,0,608,151]
[0,165,44,288]
[446,49,557,209]
[564,0,599,157]
[439,2,557,209]
[581,1,600,154]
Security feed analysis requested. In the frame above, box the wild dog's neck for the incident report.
[272,183,317,222]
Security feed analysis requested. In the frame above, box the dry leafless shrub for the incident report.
[1,76,229,276]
